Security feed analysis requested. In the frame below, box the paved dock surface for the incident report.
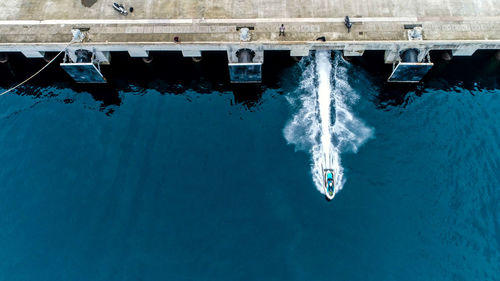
[0,0,499,44]
[2,0,500,20]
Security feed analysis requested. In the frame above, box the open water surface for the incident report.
[0,51,499,280]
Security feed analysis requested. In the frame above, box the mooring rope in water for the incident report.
[0,40,75,97]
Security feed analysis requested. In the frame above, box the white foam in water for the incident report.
[284,51,372,198]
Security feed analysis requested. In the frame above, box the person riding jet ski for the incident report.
[324,169,335,200]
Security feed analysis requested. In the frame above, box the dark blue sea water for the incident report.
[0,51,499,280]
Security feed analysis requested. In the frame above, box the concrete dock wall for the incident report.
[1,0,500,82]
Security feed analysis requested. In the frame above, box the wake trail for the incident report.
[284,51,373,199]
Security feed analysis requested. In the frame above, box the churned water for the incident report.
[284,51,372,197]
[0,51,498,280]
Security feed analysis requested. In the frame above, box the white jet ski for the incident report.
[323,168,335,200]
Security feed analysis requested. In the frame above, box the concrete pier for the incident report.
[1,0,499,82]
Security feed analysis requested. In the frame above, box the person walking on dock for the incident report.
[344,16,352,32]
[279,24,285,36]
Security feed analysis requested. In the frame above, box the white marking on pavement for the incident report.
[0,17,421,26]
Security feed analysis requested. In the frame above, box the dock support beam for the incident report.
[290,46,310,57]
[452,46,478,56]
[128,48,149,58]
[182,50,202,57]
[343,45,365,57]
[21,50,44,58]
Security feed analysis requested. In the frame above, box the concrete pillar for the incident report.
[384,49,399,64]
[42,52,54,63]
[442,50,453,61]
[0,53,8,63]
[192,57,202,63]
[142,55,153,64]
[385,48,427,64]
[417,49,428,63]
[227,48,263,64]
[495,50,500,61]
[94,51,111,65]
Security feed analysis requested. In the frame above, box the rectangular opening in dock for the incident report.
[60,63,106,83]
[388,62,433,83]
[228,63,262,83]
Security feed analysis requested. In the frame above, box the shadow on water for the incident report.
[231,84,264,109]
[348,50,500,109]
[0,52,122,109]
[2,49,498,113]
[0,51,301,113]
[425,50,500,90]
